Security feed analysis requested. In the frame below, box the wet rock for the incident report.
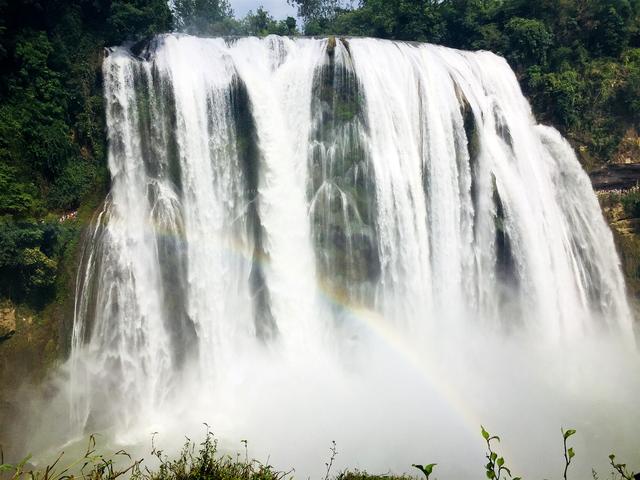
[327,36,336,56]
[590,163,640,191]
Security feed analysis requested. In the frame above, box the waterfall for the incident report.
[63,35,639,478]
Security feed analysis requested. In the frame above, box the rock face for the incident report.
[0,306,16,341]
[590,163,640,191]
[598,191,640,307]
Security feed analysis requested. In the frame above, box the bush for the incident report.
[0,219,77,307]
[622,49,640,121]
[504,17,553,68]
[173,0,232,35]
[106,0,173,45]
[590,0,633,57]
[0,0,175,311]
[621,189,640,218]
[19,247,57,299]
[48,159,98,211]
[241,7,296,36]
[538,69,586,128]
[0,164,43,218]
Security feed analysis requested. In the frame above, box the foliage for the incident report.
[609,453,639,480]
[480,426,520,480]
[621,49,640,121]
[0,434,140,480]
[173,0,233,35]
[324,441,338,480]
[0,164,43,217]
[562,428,576,480]
[411,463,436,480]
[287,0,354,24]
[620,188,640,217]
[241,8,298,37]
[0,426,637,480]
[530,68,586,129]
[0,217,78,307]
[146,430,293,480]
[171,1,298,36]
[503,17,553,68]
[0,0,174,310]
[106,0,173,44]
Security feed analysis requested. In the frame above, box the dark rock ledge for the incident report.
[589,163,640,191]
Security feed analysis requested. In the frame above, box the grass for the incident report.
[0,426,637,480]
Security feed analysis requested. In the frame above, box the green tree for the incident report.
[504,17,553,68]
[0,164,42,217]
[285,16,298,34]
[361,0,446,42]
[622,48,640,120]
[107,0,173,44]
[590,0,633,57]
[536,69,586,128]
[20,246,57,299]
[288,0,345,23]
[440,0,502,49]
[0,0,174,310]
[174,0,233,34]
[243,7,278,35]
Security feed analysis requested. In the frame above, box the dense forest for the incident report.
[1,0,640,310]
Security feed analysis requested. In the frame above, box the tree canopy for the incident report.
[0,0,173,306]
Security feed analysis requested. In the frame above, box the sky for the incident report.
[229,0,298,19]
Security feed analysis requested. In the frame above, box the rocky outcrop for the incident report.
[590,163,640,191]
[597,191,640,309]
[588,128,640,191]
[612,128,640,166]
[0,305,16,341]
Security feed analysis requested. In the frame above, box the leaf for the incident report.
[482,426,490,440]
[412,464,437,479]
[487,470,496,479]
[563,429,576,440]
[497,457,505,467]
[16,455,32,469]
[491,452,498,461]
[568,447,575,459]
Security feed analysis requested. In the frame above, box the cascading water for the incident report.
[47,35,640,478]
